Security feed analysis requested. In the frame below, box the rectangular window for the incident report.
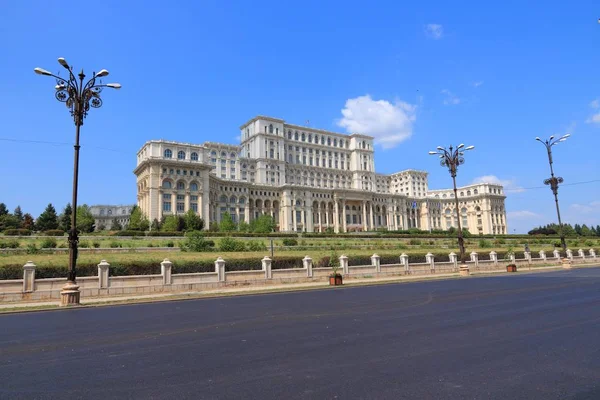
[177,194,185,201]
[191,203,198,212]
[328,159,332,168]
[303,156,306,165]
[177,202,185,212]
[163,202,172,212]
[190,195,198,201]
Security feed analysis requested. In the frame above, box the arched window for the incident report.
[191,152,198,161]
[220,195,228,203]
[177,150,185,160]
[230,152,236,158]
[321,136,325,145]
[301,133,306,142]
[239,197,246,204]
[162,180,172,189]
[362,140,366,149]
[190,183,198,191]
[474,189,479,195]
[211,151,217,156]
[308,134,312,143]
[164,149,172,158]
[467,190,471,196]
[460,191,464,196]
[177,181,185,190]
[340,139,344,147]
[294,131,299,140]
[230,196,237,204]
[221,151,226,157]
[327,137,331,146]
[334,138,337,147]
[269,124,273,134]
[288,130,292,139]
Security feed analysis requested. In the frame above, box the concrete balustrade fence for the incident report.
[1,248,597,303]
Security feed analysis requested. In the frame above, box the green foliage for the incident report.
[39,237,57,249]
[111,219,123,231]
[219,214,237,232]
[79,240,90,248]
[161,215,179,232]
[282,238,298,246]
[92,241,101,248]
[209,221,219,232]
[183,209,204,231]
[238,221,250,233]
[325,227,335,234]
[247,241,266,251]
[128,206,150,231]
[76,205,95,233]
[0,203,8,216]
[3,229,32,236]
[0,239,19,249]
[0,214,21,231]
[13,206,23,223]
[58,203,72,232]
[44,229,65,236]
[165,240,175,248]
[249,215,275,233]
[151,218,161,231]
[409,239,421,245]
[109,241,122,248]
[218,237,246,252]
[26,243,39,254]
[36,203,59,231]
[180,231,215,252]
[478,239,492,248]
[22,213,35,231]
[329,250,340,276]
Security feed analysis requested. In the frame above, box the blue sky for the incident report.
[0,0,598,233]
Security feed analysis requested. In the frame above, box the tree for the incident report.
[219,213,237,232]
[249,215,274,233]
[574,224,582,235]
[151,218,161,231]
[238,221,250,232]
[111,219,123,231]
[36,203,59,231]
[128,206,149,231]
[580,224,593,236]
[0,203,8,216]
[96,222,106,231]
[76,204,95,233]
[184,209,204,231]
[22,213,35,230]
[0,214,20,231]
[161,215,179,232]
[59,204,72,232]
[13,206,23,223]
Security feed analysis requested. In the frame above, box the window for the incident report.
[191,152,198,161]
[162,180,172,189]
[191,203,198,212]
[301,133,306,142]
[177,150,185,160]
[327,137,331,146]
[269,124,273,134]
[294,131,299,140]
[164,149,172,158]
[177,182,185,190]
[177,202,185,212]
[190,183,198,191]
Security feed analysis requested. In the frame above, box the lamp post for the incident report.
[34,58,120,306]
[428,144,475,275]
[535,134,570,252]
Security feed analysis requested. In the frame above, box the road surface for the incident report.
[1,267,600,399]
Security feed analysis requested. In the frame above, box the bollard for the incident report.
[215,257,226,282]
[590,249,596,259]
[470,252,479,268]
[261,256,272,279]
[578,249,585,260]
[339,255,349,275]
[400,253,410,273]
[449,252,458,270]
[566,249,573,260]
[23,261,36,293]
[539,250,546,261]
[553,249,561,260]
[371,254,381,273]
[303,256,313,278]
[489,251,498,265]
[425,252,435,272]
[160,259,172,285]
[98,260,110,289]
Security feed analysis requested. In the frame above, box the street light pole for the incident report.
[429,144,475,275]
[536,134,570,252]
[34,58,121,306]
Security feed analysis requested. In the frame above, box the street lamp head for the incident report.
[561,133,571,139]
[465,145,475,150]
[105,83,121,89]
[457,143,465,149]
[436,146,444,151]
[57,58,69,69]
[535,137,541,141]
[95,69,109,78]
[34,67,52,76]
[54,84,66,90]
[549,135,554,141]
[428,151,438,155]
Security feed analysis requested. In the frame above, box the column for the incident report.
[362,201,368,231]
[185,191,191,212]
[394,206,398,230]
[291,198,296,232]
[334,200,340,233]
[369,203,375,230]
[342,200,347,233]
[325,208,330,230]
[306,204,314,232]
[158,190,163,220]
[301,205,306,232]
[318,205,322,232]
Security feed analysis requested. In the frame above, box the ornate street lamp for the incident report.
[535,134,570,252]
[428,144,475,275]
[34,58,121,306]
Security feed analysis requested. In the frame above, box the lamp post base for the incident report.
[60,281,81,306]
[459,264,470,276]
[561,258,572,269]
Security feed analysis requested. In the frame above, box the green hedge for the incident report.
[44,230,65,236]
[3,229,32,236]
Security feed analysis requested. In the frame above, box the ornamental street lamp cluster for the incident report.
[428,144,474,272]
[535,134,570,252]
[34,58,120,306]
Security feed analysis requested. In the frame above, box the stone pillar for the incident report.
[425,252,435,271]
[470,252,479,267]
[362,201,368,232]
[400,253,409,273]
[371,254,381,273]
[394,208,399,230]
[370,203,375,230]
[578,249,585,259]
[215,257,226,282]
[490,251,498,265]
[22,261,36,293]
[98,260,110,289]
[449,252,458,269]
[553,249,561,260]
[566,249,573,260]
[300,206,306,233]
[342,200,347,233]
[539,250,546,261]
[524,251,532,264]
[590,249,597,259]
[303,255,313,278]
[306,204,314,233]
[291,200,296,232]
[334,201,340,233]
[339,255,349,275]
[262,256,272,279]
[325,209,330,231]
[161,259,172,285]
[317,206,322,232]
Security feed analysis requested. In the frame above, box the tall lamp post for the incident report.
[428,144,475,275]
[34,58,120,306]
[535,134,569,252]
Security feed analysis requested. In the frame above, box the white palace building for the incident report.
[134,116,507,234]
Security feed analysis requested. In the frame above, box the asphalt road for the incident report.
[2,268,600,400]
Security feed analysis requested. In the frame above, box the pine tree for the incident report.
[76,205,95,233]
[151,218,161,231]
[128,206,149,231]
[219,213,237,232]
[13,206,23,223]
[0,203,8,216]
[36,203,59,231]
[59,204,72,232]
[22,213,35,230]
[574,224,582,235]
[184,209,204,231]
[111,219,123,231]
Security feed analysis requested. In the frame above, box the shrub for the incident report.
[478,239,492,248]
[219,237,246,252]
[180,232,215,252]
[0,239,19,249]
[92,241,101,248]
[44,229,65,236]
[146,231,185,237]
[39,237,57,249]
[147,243,154,248]
[247,241,266,251]
[409,239,421,246]
[57,242,67,248]
[26,243,39,254]
[79,240,90,248]
[282,238,298,246]
[165,240,175,248]
[4,229,31,236]
[109,241,122,248]
[115,230,146,237]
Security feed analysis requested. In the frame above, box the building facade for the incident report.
[89,205,135,231]
[134,116,507,234]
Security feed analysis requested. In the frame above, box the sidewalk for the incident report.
[0,264,576,312]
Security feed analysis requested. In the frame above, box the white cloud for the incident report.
[566,201,600,227]
[234,135,241,142]
[586,113,600,124]
[507,210,542,219]
[425,24,443,39]
[570,201,600,214]
[441,89,460,105]
[472,81,484,88]
[590,99,600,109]
[471,175,524,193]
[337,95,416,149]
